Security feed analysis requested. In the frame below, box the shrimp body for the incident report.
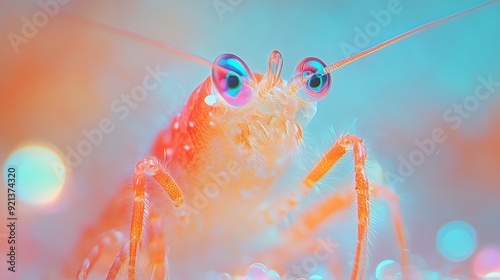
[151,72,311,184]
[146,66,318,278]
[73,50,330,279]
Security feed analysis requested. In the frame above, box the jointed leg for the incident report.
[290,183,407,277]
[259,181,407,279]
[371,183,409,276]
[77,230,124,280]
[264,135,370,280]
[126,156,185,280]
[106,241,129,280]
[147,212,168,280]
[106,212,168,280]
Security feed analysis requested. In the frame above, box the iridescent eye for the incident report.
[294,57,331,102]
[211,54,256,107]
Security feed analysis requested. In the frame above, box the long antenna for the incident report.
[323,0,498,73]
[58,12,215,69]
[60,1,497,87]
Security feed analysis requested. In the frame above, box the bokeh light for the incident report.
[485,272,500,280]
[436,220,477,262]
[218,272,231,280]
[267,270,280,279]
[375,259,401,280]
[473,246,500,278]
[244,262,268,279]
[4,144,66,205]
[421,271,440,280]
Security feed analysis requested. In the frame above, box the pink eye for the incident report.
[294,57,332,102]
[211,54,256,107]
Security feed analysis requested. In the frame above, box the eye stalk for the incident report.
[211,54,256,107]
[294,57,332,102]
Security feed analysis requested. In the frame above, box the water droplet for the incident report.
[267,270,280,280]
[218,272,232,280]
[437,220,477,262]
[375,259,401,280]
[245,262,267,279]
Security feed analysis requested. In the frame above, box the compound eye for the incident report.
[294,57,331,102]
[211,54,256,107]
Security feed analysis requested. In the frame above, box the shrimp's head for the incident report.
[206,51,332,172]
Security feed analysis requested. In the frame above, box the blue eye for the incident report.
[294,57,332,102]
[307,73,326,91]
[211,54,256,107]
[225,72,242,97]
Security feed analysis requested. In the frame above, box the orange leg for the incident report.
[105,213,171,280]
[106,241,129,280]
[259,182,408,280]
[147,212,168,280]
[291,184,408,278]
[371,183,409,277]
[125,156,185,280]
[76,230,124,280]
[264,134,373,280]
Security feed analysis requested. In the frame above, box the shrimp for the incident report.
[65,2,498,280]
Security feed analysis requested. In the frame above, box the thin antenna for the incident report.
[58,12,215,69]
[323,0,498,73]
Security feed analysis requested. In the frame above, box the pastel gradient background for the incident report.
[0,0,499,279]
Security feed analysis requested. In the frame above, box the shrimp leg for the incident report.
[105,211,168,280]
[290,183,408,279]
[106,241,129,280]
[259,182,407,279]
[147,212,168,280]
[76,230,125,280]
[264,134,383,280]
[125,156,185,280]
